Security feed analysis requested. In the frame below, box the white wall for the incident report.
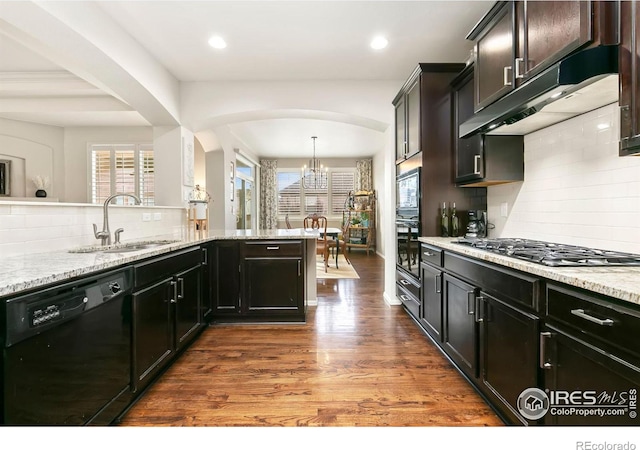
[0,118,63,198]
[488,103,640,253]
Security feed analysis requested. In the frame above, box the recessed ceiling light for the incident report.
[208,36,227,49]
[370,36,388,50]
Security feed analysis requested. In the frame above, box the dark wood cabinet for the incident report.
[206,240,306,322]
[620,0,640,156]
[394,95,407,161]
[452,64,524,186]
[469,1,616,112]
[442,273,479,379]
[541,325,640,425]
[478,292,539,425]
[473,2,516,112]
[207,241,241,317]
[131,246,203,392]
[394,72,422,163]
[419,243,443,341]
[174,264,201,352]
[132,277,174,391]
[243,245,304,321]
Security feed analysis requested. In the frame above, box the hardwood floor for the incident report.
[119,251,503,426]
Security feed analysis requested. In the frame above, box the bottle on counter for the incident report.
[441,202,449,237]
[451,202,459,237]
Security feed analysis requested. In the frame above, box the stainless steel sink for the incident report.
[69,240,180,254]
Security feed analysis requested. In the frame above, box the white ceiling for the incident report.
[0,0,494,158]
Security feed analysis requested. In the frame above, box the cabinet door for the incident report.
[523,0,591,79]
[132,278,173,391]
[405,78,421,157]
[420,262,442,341]
[479,293,539,425]
[620,0,640,156]
[541,326,640,425]
[395,97,407,161]
[453,67,484,183]
[443,274,479,378]
[200,246,213,321]
[243,257,303,316]
[474,2,515,111]
[174,264,202,351]
[211,241,241,316]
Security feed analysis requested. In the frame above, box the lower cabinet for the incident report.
[478,292,539,425]
[540,283,640,425]
[132,247,203,392]
[205,240,306,322]
[419,261,442,341]
[396,268,421,320]
[442,273,479,379]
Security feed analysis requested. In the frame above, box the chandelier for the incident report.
[301,136,328,189]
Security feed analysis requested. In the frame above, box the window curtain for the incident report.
[355,159,373,192]
[260,159,278,229]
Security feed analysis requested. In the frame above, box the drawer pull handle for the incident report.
[399,279,411,286]
[400,294,411,303]
[435,274,442,294]
[503,65,512,86]
[540,332,553,369]
[423,251,434,257]
[266,246,280,250]
[570,309,614,326]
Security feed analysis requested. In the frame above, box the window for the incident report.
[90,143,154,205]
[277,168,355,217]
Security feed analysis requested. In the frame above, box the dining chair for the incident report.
[328,216,351,266]
[304,214,330,272]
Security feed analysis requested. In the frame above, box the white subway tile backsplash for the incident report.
[0,203,186,257]
[489,103,640,254]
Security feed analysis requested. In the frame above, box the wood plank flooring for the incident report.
[119,251,503,426]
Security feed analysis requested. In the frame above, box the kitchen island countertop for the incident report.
[0,228,318,298]
[419,236,640,306]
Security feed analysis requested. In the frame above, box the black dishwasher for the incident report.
[1,267,133,425]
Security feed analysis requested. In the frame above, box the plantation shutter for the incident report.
[277,171,301,215]
[139,144,155,206]
[304,184,328,215]
[331,171,355,214]
[91,148,112,204]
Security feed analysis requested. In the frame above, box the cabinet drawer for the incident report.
[243,240,303,257]
[546,283,640,357]
[397,284,420,319]
[134,247,201,289]
[420,243,443,267]
[444,252,541,311]
[396,269,420,300]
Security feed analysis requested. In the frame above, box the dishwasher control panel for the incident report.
[3,267,132,347]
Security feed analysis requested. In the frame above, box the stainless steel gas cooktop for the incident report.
[455,238,640,267]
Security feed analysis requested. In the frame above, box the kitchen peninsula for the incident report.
[0,227,318,425]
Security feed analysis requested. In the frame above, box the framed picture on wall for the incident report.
[0,160,10,196]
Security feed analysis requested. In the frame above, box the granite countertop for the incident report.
[418,237,640,307]
[0,228,318,298]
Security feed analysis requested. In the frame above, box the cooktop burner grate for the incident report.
[455,238,640,267]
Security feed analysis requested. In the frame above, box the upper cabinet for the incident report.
[393,63,466,165]
[469,0,617,113]
[394,70,422,162]
[452,64,524,186]
[619,0,640,156]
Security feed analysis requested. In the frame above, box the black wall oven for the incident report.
[396,167,421,280]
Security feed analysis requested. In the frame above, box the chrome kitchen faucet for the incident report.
[93,193,141,246]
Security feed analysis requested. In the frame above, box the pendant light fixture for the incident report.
[301,136,328,189]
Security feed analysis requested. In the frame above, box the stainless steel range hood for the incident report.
[459,45,619,138]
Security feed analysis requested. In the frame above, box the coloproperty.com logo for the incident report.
[517,387,637,421]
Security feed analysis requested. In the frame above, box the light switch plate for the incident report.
[153,212,161,221]
[142,213,151,221]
